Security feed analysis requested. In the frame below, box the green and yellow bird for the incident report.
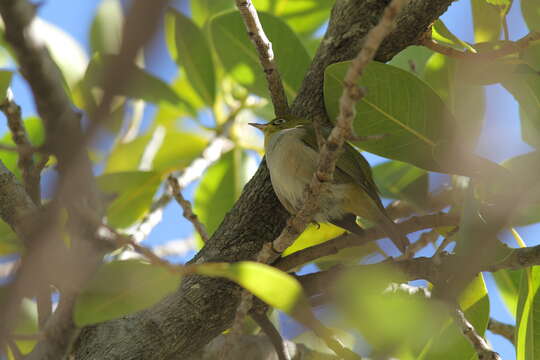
[249,115,409,253]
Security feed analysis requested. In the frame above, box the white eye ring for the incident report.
[273,118,286,125]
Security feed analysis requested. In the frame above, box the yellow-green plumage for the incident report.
[249,115,408,253]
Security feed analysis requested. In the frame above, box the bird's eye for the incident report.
[273,118,286,125]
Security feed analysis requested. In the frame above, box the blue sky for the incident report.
[1,0,536,358]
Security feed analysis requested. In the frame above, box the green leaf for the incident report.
[194,149,254,237]
[165,9,216,106]
[493,269,522,318]
[90,0,124,54]
[388,45,433,76]
[32,18,89,87]
[372,160,428,206]
[499,151,540,226]
[83,54,182,106]
[522,0,540,31]
[0,220,21,256]
[209,10,310,101]
[151,131,207,173]
[0,70,12,102]
[471,0,502,43]
[502,73,540,149]
[324,61,468,173]
[105,135,152,173]
[0,117,44,178]
[432,20,477,53]
[336,266,447,354]
[74,260,182,326]
[255,0,334,37]
[417,274,490,360]
[197,261,307,314]
[191,0,234,26]
[424,53,486,151]
[516,267,540,360]
[97,171,162,228]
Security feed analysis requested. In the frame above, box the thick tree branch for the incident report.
[71,1,456,358]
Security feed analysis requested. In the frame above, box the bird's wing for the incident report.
[299,124,383,209]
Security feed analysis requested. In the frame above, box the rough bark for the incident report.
[72,0,453,358]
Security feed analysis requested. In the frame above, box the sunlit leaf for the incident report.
[516,267,540,360]
[283,223,344,257]
[194,149,255,237]
[432,20,477,52]
[165,9,216,105]
[471,0,502,43]
[255,0,334,37]
[90,0,123,54]
[197,261,307,314]
[97,171,162,228]
[105,135,152,173]
[151,131,207,173]
[209,11,310,101]
[493,269,522,318]
[191,0,234,26]
[74,260,182,325]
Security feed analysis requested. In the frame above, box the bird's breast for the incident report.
[265,128,349,222]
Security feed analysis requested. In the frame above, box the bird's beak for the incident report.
[248,122,267,131]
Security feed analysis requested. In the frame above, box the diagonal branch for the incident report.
[71,0,457,358]
[235,0,289,116]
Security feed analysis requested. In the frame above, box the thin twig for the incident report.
[235,0,289,116]
[275,213,458,271]
[251,312,291,360]
[0,96,41,203]
[452,307,501,360]
[7,339,24,360]
[422,31,540,60]
[487,318,515,345]
[399,228,440,260]
[168,175,209,243]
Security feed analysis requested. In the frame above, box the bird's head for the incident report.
[248,115,305,137]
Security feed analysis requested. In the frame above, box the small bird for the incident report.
[249,115,409,253]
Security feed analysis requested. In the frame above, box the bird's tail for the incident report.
[378,214,409,253]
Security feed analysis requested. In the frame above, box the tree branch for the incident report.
[452,307,501,360]
[235,0,289,116]
[168,175,209,243]
[275,213,458,271]
[71,1,456,358]
[0,95,41,203]
[487,318,515,345]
